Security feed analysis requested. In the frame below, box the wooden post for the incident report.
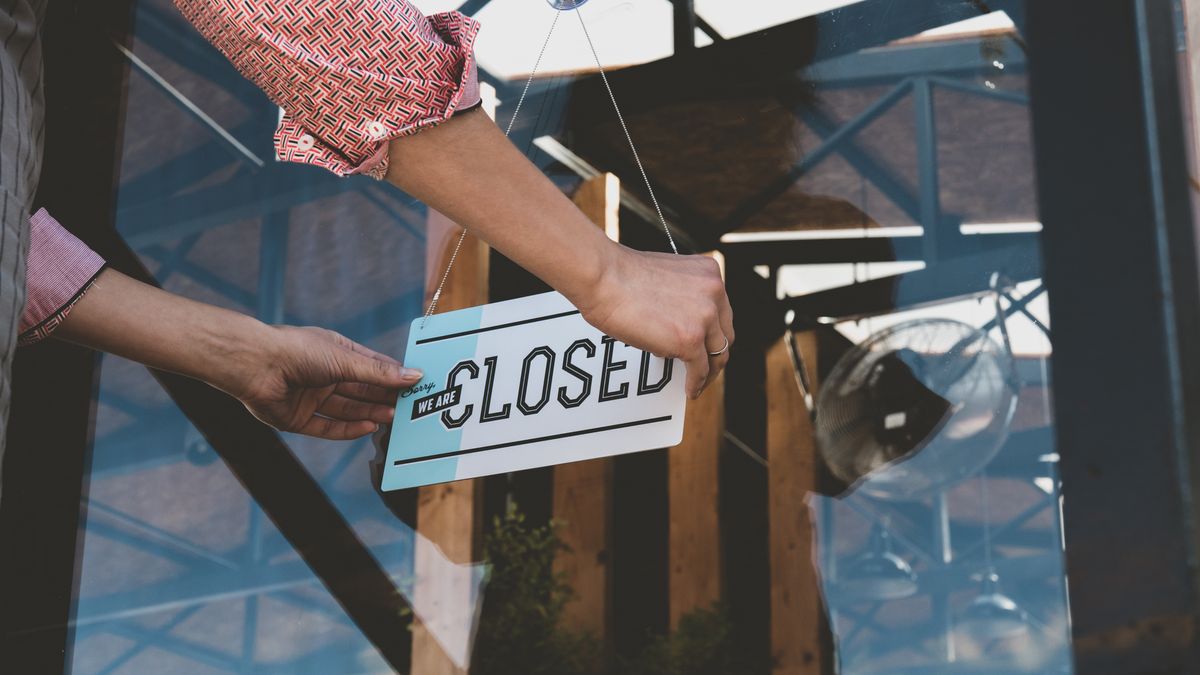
[553,173,619,640]
[411,85,496,675]
[766,331,829,674]
[667,255,726,629]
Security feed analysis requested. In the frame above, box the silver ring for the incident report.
[708,336,729,358]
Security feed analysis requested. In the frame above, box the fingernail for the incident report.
[386,407,396,421]
[401,368,423,380]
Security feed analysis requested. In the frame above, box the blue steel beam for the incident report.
[810,0,1006,63]
[784,243,1041,322]
[134,1,268,108]
[119,168,354,249]
[95,606,203,675]
[97,599,362,675]
[241,595,259,673]
[795,105,926,226]
[85,498,241,571]
[318,438,371,494]
[980,283,1047,335]
[956,491,1057,560]
[913,77,943,261]
[720,79,914,231]
[147,234,202,286]
[360,185,427,242]
[257,211,290,325]
[73,541,415,626]
[98,390,157,419]
[928,75,1029,105]
[803,39,1027,86]
[118,131,259,211]
[117,41,266,170]
[330,287,425,337]
[102,620,243,672]
[244,205,288,668]
[84,519,228,572]
[456,0,492,17]
[141,246,259,309]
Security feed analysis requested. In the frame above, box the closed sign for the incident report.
[381,291,687,491]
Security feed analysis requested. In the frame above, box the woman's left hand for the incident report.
[233,326,422,440]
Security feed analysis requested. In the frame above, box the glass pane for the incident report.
[69,1,1075,673]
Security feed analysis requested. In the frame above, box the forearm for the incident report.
[54,268,273,398]
[384,108,617,307]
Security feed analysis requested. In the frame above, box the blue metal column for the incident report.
[241,210,290,672]
[913,77,942,263]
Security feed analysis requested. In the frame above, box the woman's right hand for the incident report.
[573,246,734,400]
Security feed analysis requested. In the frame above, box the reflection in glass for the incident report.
[808,286,1068,672]
[815,316,1017,499]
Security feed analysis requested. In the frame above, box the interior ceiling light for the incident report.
[837,522,919,601]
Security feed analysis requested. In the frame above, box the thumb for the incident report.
[336,347,422,388]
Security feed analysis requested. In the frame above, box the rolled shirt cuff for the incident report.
[19,208,106,344]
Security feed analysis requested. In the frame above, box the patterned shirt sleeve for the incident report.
[174,0,482,180]
[19,209,106,346]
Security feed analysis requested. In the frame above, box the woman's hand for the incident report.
[55,269,421,441]
[230,326,422,440]
[385,110,734,399]
[575,247,734,399]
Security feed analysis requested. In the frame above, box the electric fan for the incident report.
[813,317,1019,500]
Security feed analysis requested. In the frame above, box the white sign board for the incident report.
[381,291,687,491]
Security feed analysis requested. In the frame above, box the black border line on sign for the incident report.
[392,415,673,466]
[415,309,582,345]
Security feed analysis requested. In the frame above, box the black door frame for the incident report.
[1028,0,1200,672]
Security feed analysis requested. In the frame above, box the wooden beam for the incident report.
[668,368,724,628]
[766,332,830,674]
[553,173,620,641]
[667,251,726,629]
[571,171,621,240]
[411,86,496,675]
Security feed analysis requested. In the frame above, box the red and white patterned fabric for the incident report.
[19,209,105,346]
[174,0,482,179]
[18,3,480,346]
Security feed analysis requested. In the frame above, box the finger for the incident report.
[297,415,379,441]
[717,287,735,352]
[708,348,730,379]
[373,424,392,453]
[337,348,423,389]
[343,338,401,366]
[683,328,710,399]
[318,394,395,423]
[336,381,401,405]
[707,320,732,383]
[694,322,730,397]
[684,352,710,400]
